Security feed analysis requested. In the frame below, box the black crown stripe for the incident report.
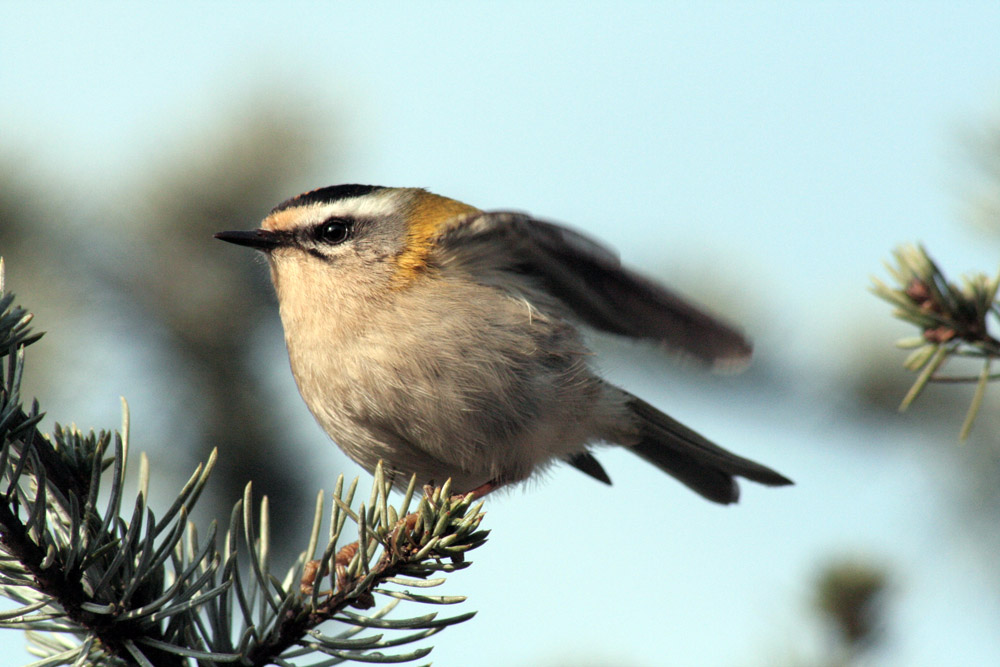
[270,184,386,214]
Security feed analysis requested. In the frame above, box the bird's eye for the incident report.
[315,218,352,245]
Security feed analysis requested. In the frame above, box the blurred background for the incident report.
[3,2,1000,665]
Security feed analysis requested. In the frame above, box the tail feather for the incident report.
[625,394,792,504]
[566,451,613,485]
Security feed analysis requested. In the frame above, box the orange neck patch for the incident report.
[394,193,479,285]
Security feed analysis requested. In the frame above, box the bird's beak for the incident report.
[214,229,283,251]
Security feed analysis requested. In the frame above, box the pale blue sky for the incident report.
[4,2,1000,665]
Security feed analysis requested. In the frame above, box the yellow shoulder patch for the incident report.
[394,192,480,285]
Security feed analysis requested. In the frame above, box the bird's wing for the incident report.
[432,211,751,369]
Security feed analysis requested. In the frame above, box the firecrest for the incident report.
[215,185,791,503]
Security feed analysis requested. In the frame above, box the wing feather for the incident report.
[434,211,751,368]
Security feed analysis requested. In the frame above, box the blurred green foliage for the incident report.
[0,105,339,554]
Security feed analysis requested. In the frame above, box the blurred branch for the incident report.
[814,559,889,667]
[872,244,1000,439]
[72,105,339,549]
[0,260,487,666]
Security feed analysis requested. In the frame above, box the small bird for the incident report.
[216,185,791,503]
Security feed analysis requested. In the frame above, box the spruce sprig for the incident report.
[872,244,1000,439]
[0,259,487,666]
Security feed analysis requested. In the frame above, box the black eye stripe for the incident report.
[305,247,333,262]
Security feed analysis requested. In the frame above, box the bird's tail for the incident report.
[623,392,792,504]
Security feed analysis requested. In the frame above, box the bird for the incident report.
[215,185,791,504]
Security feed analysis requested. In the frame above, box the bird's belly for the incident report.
[283,289,611,491]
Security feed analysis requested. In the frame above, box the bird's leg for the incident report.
[464,479,501,500]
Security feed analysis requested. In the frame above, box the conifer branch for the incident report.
[872,244,1000,438]
[0,258,488,666]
